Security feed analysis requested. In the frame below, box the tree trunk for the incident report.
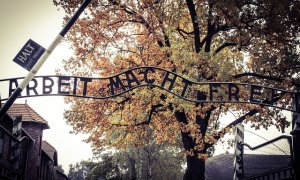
[184,155,205,180]
[175,111,208,180]
[128,157,137,180]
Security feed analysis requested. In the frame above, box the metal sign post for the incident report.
[0,0,92,121]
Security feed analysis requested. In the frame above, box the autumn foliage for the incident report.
[54,0,299,179]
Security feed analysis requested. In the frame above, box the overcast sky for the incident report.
[0,0,92,173]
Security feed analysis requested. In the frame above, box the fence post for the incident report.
[291,90,300,179]
[10,116,22,170]
[233,123,244,180]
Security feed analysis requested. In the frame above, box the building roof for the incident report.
[205,153,234,180]
[6,103,49,129]
[205,153,292,180]
[42,141,58,166]
[54,166,69,179]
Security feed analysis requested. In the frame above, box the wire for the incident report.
[244,130,289,155]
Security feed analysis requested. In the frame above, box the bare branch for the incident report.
[233,72,283,82]
[111,103,164,127]
[214,42,238,55]
[175,27,194,39]
[186,0,201,53]
[205,94,283,149]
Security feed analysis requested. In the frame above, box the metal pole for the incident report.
[0,0,92,121]
[291,90,300,179]
[19,136,30,180]
[233,123,244,180]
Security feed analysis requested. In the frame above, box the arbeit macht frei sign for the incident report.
[0,66,294,111]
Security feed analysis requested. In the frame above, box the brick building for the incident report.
[0,103,69,180]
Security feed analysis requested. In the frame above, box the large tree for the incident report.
[68,155,122,180]
[54,0,300,179]
[69,142,185,180]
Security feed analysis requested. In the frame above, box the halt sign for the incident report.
[13,39,45,71]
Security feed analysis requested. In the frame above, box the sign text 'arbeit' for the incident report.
[13,39,45,71]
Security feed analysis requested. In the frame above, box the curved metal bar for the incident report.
[0,66,295,111]
[242,135,292,154]
[0,66,294,93]
[0,85,296,112]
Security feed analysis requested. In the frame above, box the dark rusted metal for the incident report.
[0,66,295,111]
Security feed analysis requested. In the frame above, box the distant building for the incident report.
[0,103,69,180]
[206,153,294,179]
